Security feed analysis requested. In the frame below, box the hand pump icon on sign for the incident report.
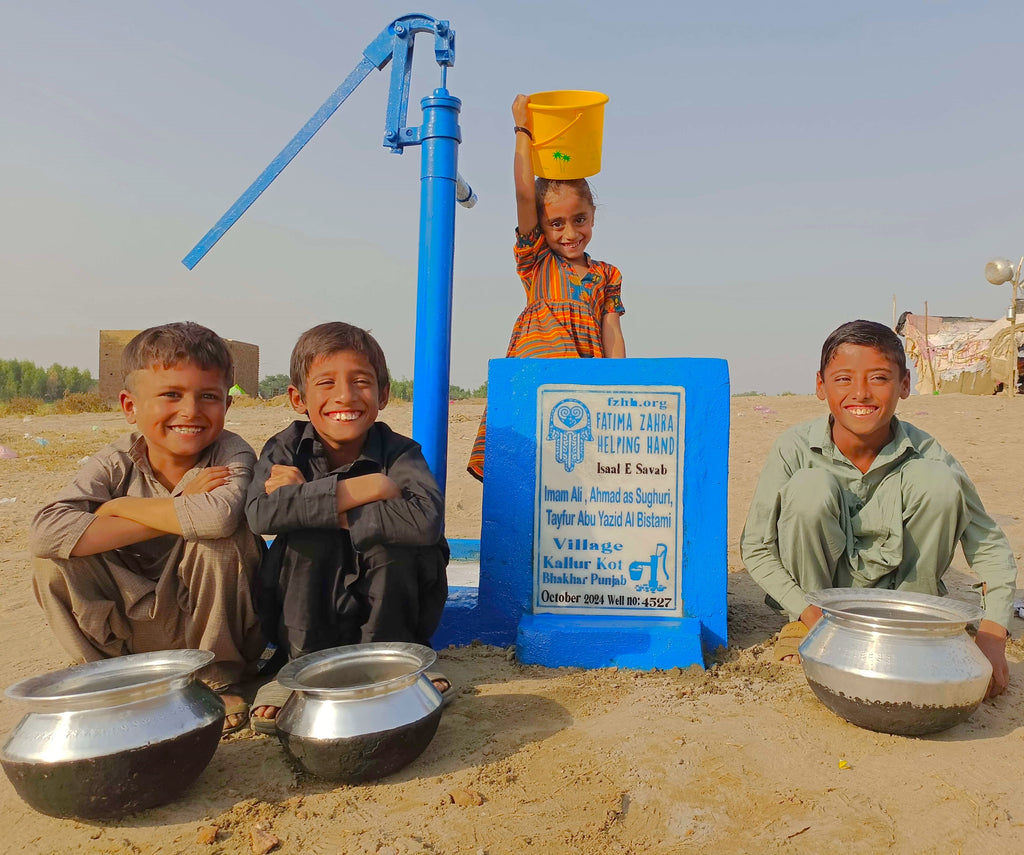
[629,544,669,593]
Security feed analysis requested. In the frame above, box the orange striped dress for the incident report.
[467,226,625,480]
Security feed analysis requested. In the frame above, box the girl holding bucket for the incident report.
[467,93,626,481]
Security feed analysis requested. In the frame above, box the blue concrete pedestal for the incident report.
[433,357,729,670]
[517,613,705,669]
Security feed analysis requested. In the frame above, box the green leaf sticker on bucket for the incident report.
[527,90,608,180]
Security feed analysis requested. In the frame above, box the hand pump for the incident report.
[182,14,475,491]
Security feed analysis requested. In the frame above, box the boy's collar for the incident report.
[300,420,384,471]
[812,414,917,463]
[127,432,214,484]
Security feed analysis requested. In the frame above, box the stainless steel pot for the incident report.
[800,588,992,735]
[1,650,223,818]
[275,642,443,782]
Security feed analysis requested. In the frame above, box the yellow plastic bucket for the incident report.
[527,90,609,180]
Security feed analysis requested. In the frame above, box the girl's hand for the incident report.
[512,94,530,127]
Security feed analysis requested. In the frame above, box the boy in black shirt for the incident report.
[246,322,449,731]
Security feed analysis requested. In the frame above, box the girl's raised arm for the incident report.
[512,94,538,234]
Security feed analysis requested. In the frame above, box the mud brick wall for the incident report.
[99,331,259,401]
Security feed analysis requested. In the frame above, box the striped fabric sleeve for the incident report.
[514,226,547,282]
[601,265,625,315]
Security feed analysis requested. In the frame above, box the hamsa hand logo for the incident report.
[548,398,592,473]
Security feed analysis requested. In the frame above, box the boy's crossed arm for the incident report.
[75,467,235,556]
[263,464,400,527]
[247,438,444,548]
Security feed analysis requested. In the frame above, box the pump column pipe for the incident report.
[411,85,462,491]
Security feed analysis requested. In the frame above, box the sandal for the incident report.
[250,679,294,736]
[215,688,251,736]
[773,621,809,663]
[426,670,454,707]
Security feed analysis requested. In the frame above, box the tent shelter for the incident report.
[896,311,1024,395]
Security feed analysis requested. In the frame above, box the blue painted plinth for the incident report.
[432,357,729,668]
[517,613,705,669]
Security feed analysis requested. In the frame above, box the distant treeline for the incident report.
[390,378,487,402]
[0,359,96,402]
[258,373,486,401]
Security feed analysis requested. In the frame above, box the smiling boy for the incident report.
[740,320,1015,697]
[30,323,265,733]
[245,322,449,731]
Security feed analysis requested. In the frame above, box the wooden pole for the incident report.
[1013,258,1022,397]
[923,302,938,393]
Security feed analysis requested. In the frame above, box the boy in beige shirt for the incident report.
[30,322,264,733]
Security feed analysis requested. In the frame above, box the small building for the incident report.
[98,330,259,402]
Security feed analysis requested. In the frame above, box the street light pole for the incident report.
[984,256,1022,396]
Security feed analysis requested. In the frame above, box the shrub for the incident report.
[1,396,45,416]
[53,392,112,415]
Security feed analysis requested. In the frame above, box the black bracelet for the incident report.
[513,125,533,139]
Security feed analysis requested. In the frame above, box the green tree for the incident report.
[389,377,414,401]
[259,373,291,398]
[0,359,94,401]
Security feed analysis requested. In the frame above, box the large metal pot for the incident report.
[800,589,992,735]
[275,642,443,782]
[1,650,223,818]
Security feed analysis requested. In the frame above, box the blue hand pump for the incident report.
[182,14,475,492]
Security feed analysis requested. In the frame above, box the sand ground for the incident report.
[1,394,1022,855]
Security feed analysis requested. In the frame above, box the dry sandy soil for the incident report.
[1,394,1023,855]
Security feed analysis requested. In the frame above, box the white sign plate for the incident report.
[533,385,684,617]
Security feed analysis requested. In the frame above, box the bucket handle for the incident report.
[532,112,584,149]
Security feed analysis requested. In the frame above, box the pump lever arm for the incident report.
[182,14,455,270]
[182,55,376,270]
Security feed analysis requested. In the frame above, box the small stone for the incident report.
[250,827,280,855]
[448,788,484,806]
[196,826,220,845]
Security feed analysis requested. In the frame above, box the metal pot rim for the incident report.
[4,649,214,712]
[277,642,437,698]
[805,587,984,629]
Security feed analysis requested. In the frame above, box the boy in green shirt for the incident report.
[740,320,1014,697]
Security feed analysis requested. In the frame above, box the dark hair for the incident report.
[122,322,233,389]
[820,320,908,377]
[535,177,596,218]
[289,322,389,396]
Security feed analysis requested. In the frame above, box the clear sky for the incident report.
[3,1,1022,394]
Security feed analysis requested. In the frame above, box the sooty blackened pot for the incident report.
[800,589,992,736]
[1,650,223,818]
[275,642,443,782]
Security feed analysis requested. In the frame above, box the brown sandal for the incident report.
[773,621,809,663]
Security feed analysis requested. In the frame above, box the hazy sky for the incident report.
[3,1,1022,394]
